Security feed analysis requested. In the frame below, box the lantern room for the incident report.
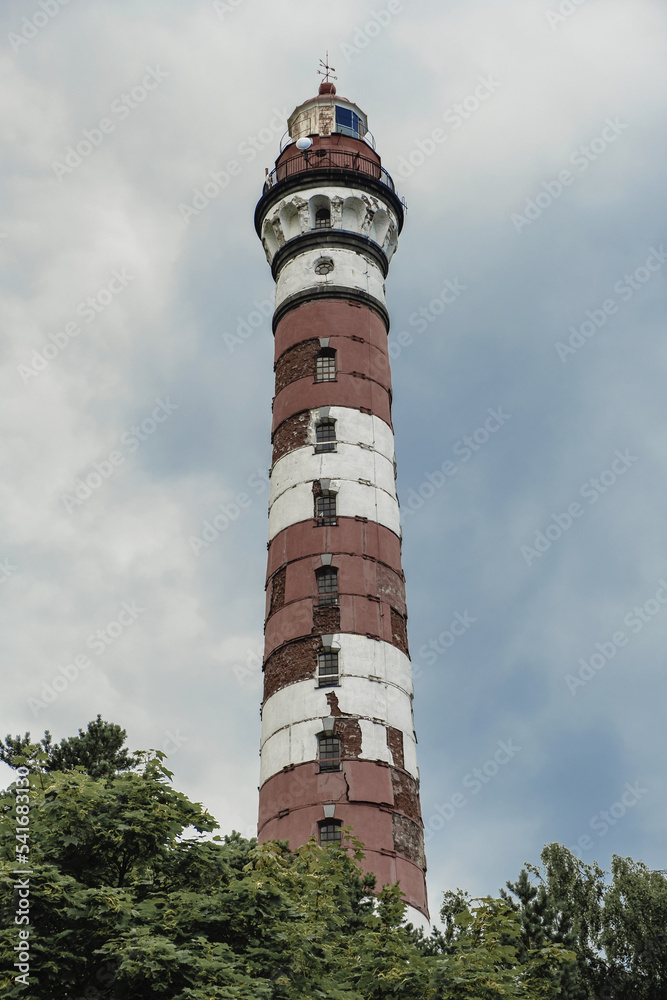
[286,81,373,148]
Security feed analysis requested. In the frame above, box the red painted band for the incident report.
[274,298,390,356]
[267,518,402,580]
[264,592,408,662]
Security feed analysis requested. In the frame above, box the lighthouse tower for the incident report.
[255,73,428,920]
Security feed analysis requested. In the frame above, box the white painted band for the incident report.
[274,246,386,315]
[271,442,396,508]
[308,407,394,460]
[327,632,415,692]
[262,672,414,742]
[260,714,418,785]
[268,478,400,541]
[273,407,395,477]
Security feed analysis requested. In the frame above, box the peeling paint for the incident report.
[270,406,396,475]
[390,608,409,655]
[263,635,320,700]
[392,813,426,869]
[391,769,421,823]
[336,717,363,759]
[275,339,321,394]
[268,566,286,616]
[386,726,405,770]
[261,671,416,763]
[313,605,341,633]
[326,690,342,715]
[272,410,311,464]
[377,563,407,616]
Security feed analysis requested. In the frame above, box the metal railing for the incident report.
[263,148,398,196]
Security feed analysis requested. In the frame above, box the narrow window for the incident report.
[318,734,341,772]
[316,566,338,606]
[319,820,342,844]
[315,348,336,382]
[316,494,337,526]
[315,208,331,229]
[318,648,339,686]
[335,106,366,138]
[315,419,336,453]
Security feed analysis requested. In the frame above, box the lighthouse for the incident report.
[255,69,428,920]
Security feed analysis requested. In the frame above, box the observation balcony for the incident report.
[256,138,407,239]
[263,147,398,196]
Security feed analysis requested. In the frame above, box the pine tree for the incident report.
[0,714,139,777]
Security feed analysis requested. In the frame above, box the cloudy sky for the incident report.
[2,0,667,921]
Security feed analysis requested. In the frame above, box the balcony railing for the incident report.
[263,148,399,198]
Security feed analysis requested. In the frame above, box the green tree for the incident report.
[0,754,265,998]
[414,888,573,998]
[601,855,667,997]
[501,843,667,1000]
[0,743,573,999]
[0,715,139,777]
[500,852,597,999]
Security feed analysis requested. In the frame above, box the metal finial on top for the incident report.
[318,51,337,85]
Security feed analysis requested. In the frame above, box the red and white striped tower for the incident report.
[255,76,428,920]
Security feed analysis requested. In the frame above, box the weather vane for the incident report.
[318,51,337,85]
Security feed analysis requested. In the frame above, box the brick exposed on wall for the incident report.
[386,727,405,770]
[325,692,362,759]
[312,479,323,519]
[275,339,321,394]
[392,813,426,869]
[263,636,321,700]
[391,769,421,823]
[390,608,409,655]
[325,691,343,716]
[313,606,341,633]
[272,410,311,464]
[268,566,286,616]
[337,718,363,759]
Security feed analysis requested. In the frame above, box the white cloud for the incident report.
[2,0,667,922]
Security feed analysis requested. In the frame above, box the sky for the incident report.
[2,0,667,923]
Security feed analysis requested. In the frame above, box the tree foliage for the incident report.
[414,888,573,998]
[2,719,664,997]
[0,739,572,999]
[501,843,667,999]
[0,715,139,777]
